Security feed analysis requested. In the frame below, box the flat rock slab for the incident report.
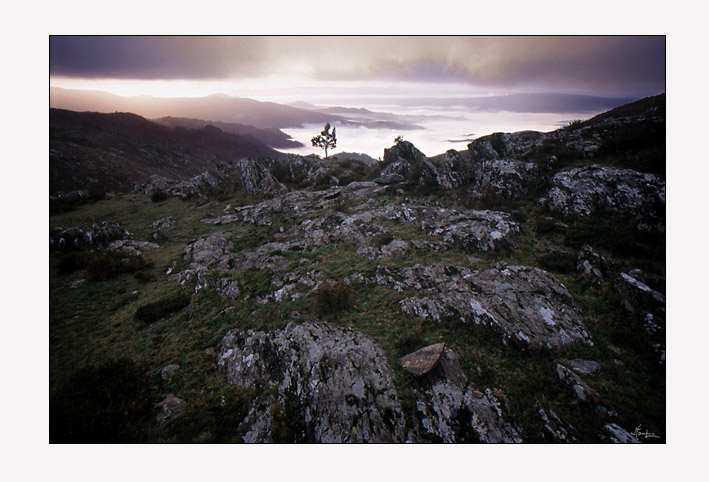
[399,343,445,376]
[566,359,601,375]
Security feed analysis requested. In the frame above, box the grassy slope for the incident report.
[49,182,665,443]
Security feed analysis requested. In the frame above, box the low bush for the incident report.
[50,358,156,443]
[151,190,169,202]
[87,251,149,281]
[537,251,577,274]
[315,281,351,315]
[134,293,191,324]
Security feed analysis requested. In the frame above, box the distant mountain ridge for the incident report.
[50,87,423,131]
[152,116,303,149]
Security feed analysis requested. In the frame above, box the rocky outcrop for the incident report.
[565,359,601,376]
[134,160,286,199]
[615,269,666,364]
[374,262,592,350]
[536,402,578,443]
[375,141,439,187]
[469,160,543,201]
[468,131,546,161]
[50,221,131,251]
[217,321,407,443]
[409,346,524,443]
[539,166,666,232]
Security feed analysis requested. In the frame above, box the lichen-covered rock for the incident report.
[469,159,542,201]
[375,141,438,186]
[217,321,407,443]
[134,160,286,199]
[539,165,666,232]
[614,269,666,364]
[370,204,519,253]
[399,343,446,376]
[155,394,186,425]
[556,364,605,405]
[576,245,609,285]
[234,159,287,196]
[599,423,640,443]
[468,131,547,161]
[469,264,592,349]
[536,402,578,443]
[565,359,601,376]
[410,347,524,443]
[374,263,592,350]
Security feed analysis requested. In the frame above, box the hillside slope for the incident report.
[50,108,285,194]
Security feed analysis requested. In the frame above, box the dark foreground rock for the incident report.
[217,321,407,443]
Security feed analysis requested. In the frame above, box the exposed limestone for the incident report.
[106,239,159,256]
[469,264,592,349]
[217,321,407,443]
[468,131,546,161]
[565,359,601,376]
[576,245,609,285]
[50,221,131,251]
[375,140,439,187]
[614,269,665,364]
[556,364,606,406]
[468,159,542,201]
[539,165,666,232]
[134,160,286,199]
[373,263,592,350]
[536,402,578,443]
[599,423,640,443]
[410,347,524,443]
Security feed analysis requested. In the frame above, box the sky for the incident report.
[49,36,666,157]
[50,36,665,99]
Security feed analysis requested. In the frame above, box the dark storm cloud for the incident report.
[49,36,267,79]
[50,36,665,96]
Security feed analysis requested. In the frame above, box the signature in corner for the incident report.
[633,425,661,440]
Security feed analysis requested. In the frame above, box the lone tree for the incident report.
[311,123,337,158]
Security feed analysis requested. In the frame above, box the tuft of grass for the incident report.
[151,190,169,202]
[236,267,274,297]
[87,250,150,281]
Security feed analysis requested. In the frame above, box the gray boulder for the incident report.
[217,321,407,443]
[539,165,666,232]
